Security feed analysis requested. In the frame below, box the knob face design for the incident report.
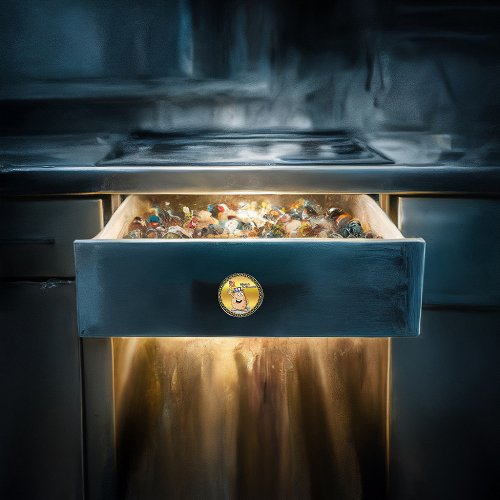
[218,273,264,318]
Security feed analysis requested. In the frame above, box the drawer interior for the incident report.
[97,194,403,240]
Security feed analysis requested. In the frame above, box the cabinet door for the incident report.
[0,281,82,500]
[398,197,500,307]
[390,310,500,500]
[0,198,103,278]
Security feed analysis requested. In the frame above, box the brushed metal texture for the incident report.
[3,164,500,195]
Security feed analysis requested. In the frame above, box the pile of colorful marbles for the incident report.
[124,199,380,239]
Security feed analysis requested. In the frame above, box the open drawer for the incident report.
[75,194,425,337]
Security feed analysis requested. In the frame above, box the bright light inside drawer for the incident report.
[97,194,403,240]
[111,337,389,498]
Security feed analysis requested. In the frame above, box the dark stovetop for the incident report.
[99,131,393,166]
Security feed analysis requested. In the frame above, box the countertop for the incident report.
[1,132,499,195]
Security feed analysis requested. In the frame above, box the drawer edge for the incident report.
[75,238,425,338]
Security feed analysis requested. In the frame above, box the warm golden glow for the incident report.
[112,337,389,499]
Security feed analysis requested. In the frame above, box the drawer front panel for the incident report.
[75,239,424,338]
[1,198,103,278]
[398,197,500,307]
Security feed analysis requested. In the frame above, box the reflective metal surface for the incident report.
[0,134,119,167]
[4,164,500,196]
[1,133,500,195]
[99,132,393,166]
[398,197,500,307]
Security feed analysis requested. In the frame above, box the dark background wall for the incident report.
[0,0,499,135]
